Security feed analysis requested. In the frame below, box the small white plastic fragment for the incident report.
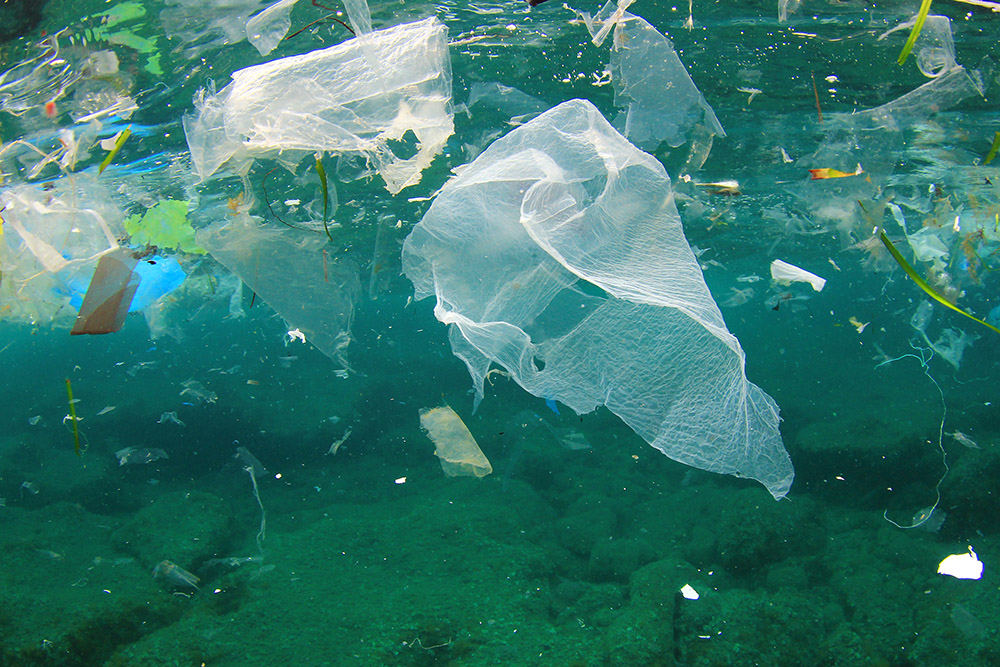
[770,259,826,292]
[680,584,700,600]
[937,546,984,580]
[246,0,301,57]
[394,476,407,484]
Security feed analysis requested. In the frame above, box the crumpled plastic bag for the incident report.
[183,16,453,193]
[402,99,792,499]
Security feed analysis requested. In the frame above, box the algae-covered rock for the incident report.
[589,537,657,582]
[601,556,694,666]
[112,490,237,570]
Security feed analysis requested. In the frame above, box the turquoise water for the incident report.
[1,0,999,664]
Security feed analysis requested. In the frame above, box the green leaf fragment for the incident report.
[98,125,132,175]
[315,157,333,241]
[124,200,206,255]
[985,131,1000,165]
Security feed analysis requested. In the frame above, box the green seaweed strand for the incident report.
[879,231,1000,335]
[315,156,333,241]
[897,0,933,66]
[98,125,132,175]
[984,131,1000,165]
[65,378,82,456]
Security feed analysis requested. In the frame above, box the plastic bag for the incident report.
[403,99,792,499]
[183,16,453,193]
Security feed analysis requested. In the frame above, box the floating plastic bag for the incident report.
[183,16,453,193]
[197,214,359,371]
[403,99,792,499]
[419,406,492,478]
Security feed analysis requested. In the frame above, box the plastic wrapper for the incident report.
[419,406,492,478]
[403,99,792,499]
[183,16,453,193]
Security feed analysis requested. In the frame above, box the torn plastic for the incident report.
[197,214,360,371]
[880,15,958,79]
[419,406,492,478]
[467,82,548,124]
[770,260,827,292]
[246,0,300,56]
[183,16,454,194]
[580,0,725,155]
[402,99,792,499]
[0,31,80,116]
[0,174,122,325]
[161,0,271,60]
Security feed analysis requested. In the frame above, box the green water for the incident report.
[1,0,999,665]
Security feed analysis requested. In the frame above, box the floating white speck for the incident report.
[680,584,700,600]
[394,477,407,484]
[96,406,117,416]
[938,546,983,580]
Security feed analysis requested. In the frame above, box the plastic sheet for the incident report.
[246,0,300,56]
[419,406,492,478]
[197,214,360,371]
[0,174,123,325]
[183,16,453,193]
[0,32,80,116]
[403,99,792,499]
[582,0,725,153]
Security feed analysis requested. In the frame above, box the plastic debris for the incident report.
[327,427,352,456]
[948,431,980,449]
[680,584,700,600]
[157,411,186,426]
[937,546,983,580]
[183,16,453,193]
[70,248,140,336]
[419,406,492,478]
[0,174,123,326]
[770,260,827,292]
[580,0,725,156]
[116,447,169,465]
[152,560,200,590]
[403,99,792,499]
[246,0,300,56]
[198,215,359,371]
